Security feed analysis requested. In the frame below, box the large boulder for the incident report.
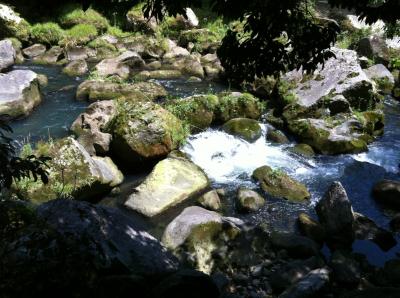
[355,35,391,66]
[373,180,400,210]
[76,80,167,102]
[0,4,30,41]
[14,137,123,203]
[364,64,395,95]
[71,100,117,155]
[162,55,205,78]
[1,199,179,297]
[315,181,355,248]
[125,157,209,217]
[222,118,262,143]
[95,51,145,79]
[0,70,41,119]
[162,206,243,273]
[33,46,64,64]
[107,101,188,165]
[0,39,15,71]
[252,165,310,202]
[22,44,46,58]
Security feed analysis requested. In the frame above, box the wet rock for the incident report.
[135,69,183,80]
[164,44,190,59]
[315,181,355,248]
[63,59,88,76]
[297,213,325,244]
[37,74,48,88]
[22,43,46,58]
[327,94,351,115]
[236,188,265,213]
[0,39,15,71]
[266,127,290,144]
[390,214,400,232]
[163,55,205,78]
[33,46,63,64]
[270,232,320,258]
[95,51,145,79]
[364,64,395,95]
[76,80,167,102]
[373,180,400,210]
[123,35,168,59]
[288,144,315,157]
[71,100,116,155]
[108,101,187,165]
[353,212,396,251]
[162,206,243,273]
[198,190,222,211]
[279,268,330,298]
[252,166,310,202]
[330,250,361,285]
[65,46,93,61]
[222,118,262,143]
[0,70,41,119]
[14,137,123,203]
[356,35,391,66]
[125,157,209,217]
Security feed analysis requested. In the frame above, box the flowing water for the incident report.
[8,63,400,266]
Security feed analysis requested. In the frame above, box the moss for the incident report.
[0,17,31,42]
[277,79,298,106]
[106,26,130,38]
[336,26,372,49]
[61,24,98,46]
[60,7,109,32]
[30,22,65,46]
[222,118,262,142]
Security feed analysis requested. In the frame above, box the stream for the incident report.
[10,63,400,267]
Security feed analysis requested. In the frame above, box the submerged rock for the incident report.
[373,180,400,210]
[252,165,310,202]
[236,188,265,213]
[14,137,123,203]
[0,70,41,119]
[0,39,15,71]
[108,101,187,165]
[125,157,209,217]
[222,118,262,143]
[289,143,315,157]
[315,181,354,248]
[162,206,243,273]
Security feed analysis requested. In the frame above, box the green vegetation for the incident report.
[59,7,109,32]
[61,24,98,46]
[336,27,372,49]
[30,22,65,46]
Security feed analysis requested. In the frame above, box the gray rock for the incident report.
[279,268,330,298]
[236,188,265,213]
[0,70,41,119]
[95,50,144,79]
[33,46,63,64]
[315,181,354,248]
[22,43,46,58]
[125,157,209,217]
[373,180,400,210]
[364,64,395,95]
[185,8,199,28]
[270,231,320,258]
[297,213,325,244]
[198,190,222,211]
[65,46,95,61]
[0,39,15,71]
[356,35,391,66]
[330,251,361,285]
[63,59,88,76]
[266,127,290,144]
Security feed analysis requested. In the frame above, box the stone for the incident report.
[163,55,205,78]
[95,51,144,79]
[198,190,222,211]
[22,44,46,58]
[123,35,168,59]
[135,69,183,80]
[270,232,320,258]
[279,268,330,298]
[162,206,243,273]
[0,4,30,41]
[216,92,263,123]
[236,188,265,213]
[71,100,116,155]
[33,46,64,64]
[297,213,325,244]
[184,8,199,28]
[364,64,395,95]
[315,181,354,248]
[14,137,124,203]
[36,74,48,87]
[126,7,158,33]
[252,165,310,202]
[108,101,187,165]
[65,46,93,61]
[125,157,209,217]
[266,127,290,144]
[356,35,391,66]
[222,118,262,143]
[63,59,88,76]
[0,39,15,71]
[0,70,41,120]
[288,144,315,157]
[373,180,400,210]
[330,250,361,285]
[163,45,190,59]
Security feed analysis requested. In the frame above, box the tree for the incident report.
[144,0,400,83]
[0,119,49,192]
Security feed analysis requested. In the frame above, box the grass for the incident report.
[59,7,109,32]
[30,22,65,46]
[61,24,98,47]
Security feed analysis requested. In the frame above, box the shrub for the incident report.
[61,24,98,47]
[30,22,65,46]
[59,7,109,32]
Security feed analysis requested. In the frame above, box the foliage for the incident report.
[59,7,109,32]
[0,119,49,192]
[30,22,65,46]
[336,27,372,49]
[61,24,98,46]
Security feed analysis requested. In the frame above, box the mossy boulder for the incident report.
[135,70,183,80]
[178,29,220,53]
[0,4,30,42]
[288,144,315,157]
[297,213,325,244]
[162,206,243,273]
[63,59,88,76]
[126,3,158,33]
[222,118,262,143]
[364,64,395,95]
[165,94,219,132]
[30,23,65,46]
[266,127,290,144]
[162,55,205,78]
[14,137,123,203]
[76,80,167,102]
[123,35,169,59]
[95,51,145,79]
[59,7,109,32]
[0,70,41,120]
[252,165,310,202]
[125,157,209,217]
[107,101,188,165]
[216,92,264,123]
